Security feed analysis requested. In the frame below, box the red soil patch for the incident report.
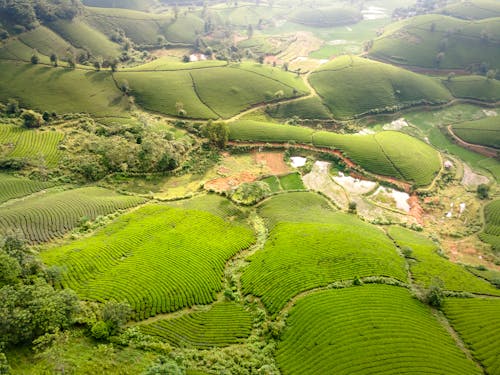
[444,240,500,271]
[408,194,424,225]
[253,151,290,175]
[204,172,257,192]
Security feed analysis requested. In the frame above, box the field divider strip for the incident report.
[188,72,221,119]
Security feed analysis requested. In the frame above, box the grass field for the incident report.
[289,6,361,27]
[47,19,122,58]
[370,14,500,70]
[309,56,452,119]
[452,116,500,149]
[139,303,252,348]
[444,76,500,102]
[388,226,500,294]
[164,14,204,45]
[0,174,54,204]
[277,172,305,190]
[276,285,480,374]
[443,298,500,374]
[479,199,500,251]
[0,187,146,243]
[241,221,406,315]
[42,204,254,320]
[18,26,83,60]
[440,0,500,19]
[0,124,64,167]
[0,61,127,116]
[116,62,307,119]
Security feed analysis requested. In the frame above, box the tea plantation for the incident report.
[0,174,54,203]
[480,199,500,251]
[452,117,500,149]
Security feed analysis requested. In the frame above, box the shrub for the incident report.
[21,110,44,128]
[91,321,110,341]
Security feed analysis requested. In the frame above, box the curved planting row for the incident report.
[0,124,64,167]
[452,117,500,149]
[443,297,500,375]
[276,285,480,375]
[0,187,146,243]
[42,205,255,320]
[241,221,406,315]
[0,173,54,204]
[139,303,253,348]
[388,226,500,295]
[479,199,500,251]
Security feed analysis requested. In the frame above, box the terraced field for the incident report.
[116,63,307,119]
[0,61,126,116]
[0,187,146,243]
[452,117,500,149]
[276,285,481,375]
[443,298,500,375]
[42,204,254,320]
[309,56,452,119]
[388,226,500,295]
[139,303,252,348]
[0,174,54,204]
[289,6,361,27]
[0,124,64,167]
[229,120,441,186]
[444,76,500,102]
[479,199,500,251]
[241,221,406,315]
[370,14,500,70]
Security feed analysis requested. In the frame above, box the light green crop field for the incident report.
[139,303,253,348]
[443,298,500,374]
[276,285,481,375]
[479,199,500,251]
[47,19,122,58]
[289,6,361,27]
[309,56,452,119]
[370,15,500,70]
[266,96,333,120]
[0,61,126,116]
[261,175,281,193]
[388,226,500,295]
[444,76,500,102]
[18,26,82,60]
[0,174,54,204]
[277,172,305,190]
[0,187,146,243]
[440,0,500,19]
[452,116,500,149]
[165,14,204,44]
[117,63,306,119]
[0,124,64,167]
[229,119,440,186]
[241,221,406,315]
[42,204,255,320]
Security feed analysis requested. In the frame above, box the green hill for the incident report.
[0,61,127,116]
[370,15,500,70]
[452,116,500,148]
[276,286,481,375]
[289,6,362,27]
[444,75,500,102]
[309,56,452,119]
[439,0,500,20]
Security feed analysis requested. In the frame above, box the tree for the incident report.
[435,52,444,67]
[205,121,229,148]
[447,72,455,82]
[101,301,132,335]
[50,53,58,67]
[93,60,101,71]
[486,69,497,80]
[21,110,44,128]
[6,99,19,114]
[109,59,119,72]
[477,184,489,199]
[348,201,357,213]
[425,281,444,307]
[247,24,253,39]
[31,50,39,64]
[0,250,21,287]
[231,181,271,205]
[66,51,76,69]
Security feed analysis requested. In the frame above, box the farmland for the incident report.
[309,56,453,119]
[452,117,500,149]
[276,285,480,375]
[241,221,406,315]
[0,174,54,203]
[0,124,64,167]
[0,187,146,243]
[480,199,500,251]
[444,76,500,102]
[139,303,252,348]
[443,298,500,375]
[41,204,254,320]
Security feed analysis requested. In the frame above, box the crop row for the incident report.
[0,173,54,204]
[480,199,500,251]
[0,124,64,167]
[42,204,255,320]
[0,187,146,243]
[443,297,500,375]
[276,285,480,375]
[388,226,500,295]
[139,303,253,348]
[452,117,500,149]
[241,221,406,316]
